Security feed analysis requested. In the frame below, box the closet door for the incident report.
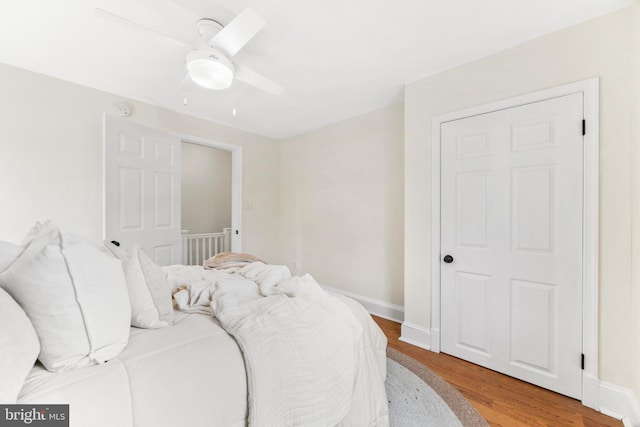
[440,93,584,399]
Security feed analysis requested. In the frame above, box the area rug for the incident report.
[386,347,488,427]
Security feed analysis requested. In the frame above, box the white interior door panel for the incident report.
[440,93,583,399]
[104,115,181,266]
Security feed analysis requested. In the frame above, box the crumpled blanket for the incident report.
[163,262,389,426]
[202,252,265,270]
[170,262,292,313]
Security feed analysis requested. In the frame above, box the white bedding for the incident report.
[19,312,248,427]
[16,261,388,427]
[168,262,389,426]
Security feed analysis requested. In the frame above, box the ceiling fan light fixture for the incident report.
[187,49,234,90]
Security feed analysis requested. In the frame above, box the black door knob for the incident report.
[443,255,454,264]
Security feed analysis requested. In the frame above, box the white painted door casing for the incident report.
[440,93,584,399]
[104,115,182,266]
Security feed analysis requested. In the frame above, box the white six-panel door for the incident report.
[440,93,584,399]
[104,115,181,266]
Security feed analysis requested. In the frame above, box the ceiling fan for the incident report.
[95,5,283,96]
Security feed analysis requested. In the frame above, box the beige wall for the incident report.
[631,0,640,400]
[405,7,635,391]
[181,142,232,234]
[280,103,404,305]
[0,63,280,260]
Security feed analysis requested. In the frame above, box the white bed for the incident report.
[1,223,389,426]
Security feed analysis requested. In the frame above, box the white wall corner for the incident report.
[399,322,431,350]
[598,381,640,426]
[321,285,404,323]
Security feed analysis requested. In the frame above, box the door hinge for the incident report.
[582,119,586,136]
[581,353,585,370]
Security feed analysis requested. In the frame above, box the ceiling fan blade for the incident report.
[234,63,283,96]
[94,7,192,48]
[210,8,265,57]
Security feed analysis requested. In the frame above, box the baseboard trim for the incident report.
[320,285,404,323]
[598,381,640,426]
[399,321,431,350]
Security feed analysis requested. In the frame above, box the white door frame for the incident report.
[430,77,599,407]
[174,132,243,253]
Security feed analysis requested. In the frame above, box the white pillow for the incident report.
[103,242,173,328]
[0,287,40,403]
[0,224,131,372]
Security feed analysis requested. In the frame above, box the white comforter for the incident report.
[167,263,389,426]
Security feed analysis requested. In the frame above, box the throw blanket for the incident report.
[203,251,265,270]
[166,262,389,426]
[171,262,292,314]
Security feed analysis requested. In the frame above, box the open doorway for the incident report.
[181,142,232,234]
[181,142,232,265]
[177,133,243,265]
[103,120,243,266]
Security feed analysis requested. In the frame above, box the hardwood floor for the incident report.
[373,316,621,427]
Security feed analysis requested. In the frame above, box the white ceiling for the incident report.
[0,0,632,139]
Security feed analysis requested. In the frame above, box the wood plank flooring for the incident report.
[372,316,621,427]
